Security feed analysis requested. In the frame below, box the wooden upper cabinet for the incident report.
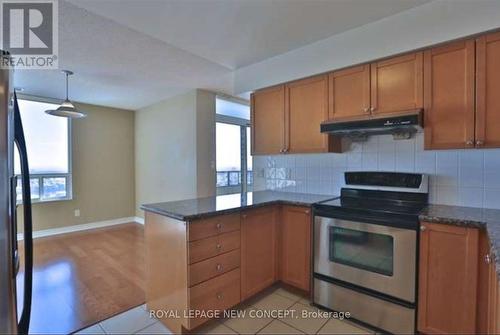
[251,85,285,155]
[285,75,336,153]
[370,52,423,115]
[476,32,500,148]
[424,40,476,150]
[240,207,278,300]
[328,65,370,120]
[281,206,311,292]
[418,222,479,334]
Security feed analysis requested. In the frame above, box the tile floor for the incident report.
[75,287,372,334]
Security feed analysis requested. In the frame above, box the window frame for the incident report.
[16,94,73,204]
[215,95,252,195]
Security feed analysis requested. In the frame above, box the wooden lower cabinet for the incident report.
[418,222,479,334]
[240,206,278,300]
[146,205,315,333]
[280,206,311,292]
[477,231,500,334]
[188,269,241,329]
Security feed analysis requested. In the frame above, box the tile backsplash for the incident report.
[252,132,500,209]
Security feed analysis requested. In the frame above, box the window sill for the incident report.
[17,196,73,205]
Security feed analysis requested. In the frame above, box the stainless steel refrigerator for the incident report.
[0,52,33,334]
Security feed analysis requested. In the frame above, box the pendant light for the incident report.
[45,70,86,118]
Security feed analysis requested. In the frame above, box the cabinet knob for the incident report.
[370,106,375,112]
[216,243,222,250]
[216,222,223,230]
[420,225,426,232]
[305,210,310,214]
[216,293,223,300]
[241,214,247,219]
[476,140,484,146]
[216,263,223,272]
[485,254,492,264]
[280,148,284,153]
[363,107,369,113]
[466,140,474,146]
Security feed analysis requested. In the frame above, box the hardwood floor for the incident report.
[17,223,145,334]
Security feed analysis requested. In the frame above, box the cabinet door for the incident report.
[251,85,285,155]
[370,52,423,115]
[423,40,475,150]
[476,32,500,148]
[418,222,479,334]
[328,65,370,120]
[240,207,278,299]
[285,75,338,153]
[281,206,311,292]
[477,231,496,333]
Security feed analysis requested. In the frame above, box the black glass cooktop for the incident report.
[318,197,426,216]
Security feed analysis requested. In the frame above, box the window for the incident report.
[15,98,72,202]
[216,97,252,195]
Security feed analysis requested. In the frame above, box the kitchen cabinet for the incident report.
[280,206,311,292]
[476,31,500,148]
[477,231,497,333]
[285,75,339,153]
[145,211,242,333]
[251,85,285,155]
[370,52,423,116]
[424,40,476,150]
[251,77,341,155]
[418,222,479,334]
[328,52,422,120]
[328,65,370,120]
[240,206,278,299]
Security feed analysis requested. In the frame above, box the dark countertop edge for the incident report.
[418,214,487,229]
[140,198,336,222]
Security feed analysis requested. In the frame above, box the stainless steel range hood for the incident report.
[320,109,423,141]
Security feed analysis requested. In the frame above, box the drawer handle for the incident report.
[216,263,223,272]
[216,243,222,251]
[216,293,223,300]
[216,223,223,230]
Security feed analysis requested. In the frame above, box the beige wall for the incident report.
[18,102,135,232]
[135,89,216,217]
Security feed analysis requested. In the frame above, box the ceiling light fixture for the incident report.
[45,70,86,118]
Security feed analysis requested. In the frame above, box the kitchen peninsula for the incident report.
[141,191,336,333]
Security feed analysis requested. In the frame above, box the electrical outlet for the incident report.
[74,209,80,217]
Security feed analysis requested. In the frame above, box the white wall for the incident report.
[234,0,500,93]
[134,89,216,217]
[253,132,500,210]
[196,90,217,197]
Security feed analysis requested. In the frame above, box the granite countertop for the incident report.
[141,190,337,221]
[420,204,500,277]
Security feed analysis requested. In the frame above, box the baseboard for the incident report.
[134,216,145,225]
[17,216,141,240]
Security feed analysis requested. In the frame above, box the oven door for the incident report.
[314,216,416,303]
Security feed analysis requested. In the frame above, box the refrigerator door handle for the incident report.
[13,92,33,334]
[10,175,19,275]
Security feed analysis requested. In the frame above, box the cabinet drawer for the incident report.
[188,213,240,242]
[189,249,240,287]
[189,231,240,264]
[189,269,241,328]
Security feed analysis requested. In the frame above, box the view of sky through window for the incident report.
[14,99,69,175]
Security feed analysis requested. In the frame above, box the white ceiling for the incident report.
[15,0,430,110]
